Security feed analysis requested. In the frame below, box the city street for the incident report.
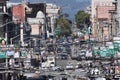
[1,0,120,80]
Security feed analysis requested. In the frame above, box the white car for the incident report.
[66,64,74,70]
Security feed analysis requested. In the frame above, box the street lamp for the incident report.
[109,9,117,40]
[0,20,20,45]
[0,20,14,45]
[5,19,8,45]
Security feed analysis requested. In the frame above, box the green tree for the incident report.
[56,16,72,36]
[75,10,91,29]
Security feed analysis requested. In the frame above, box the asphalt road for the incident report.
[56,59,79,69]
[40,68,88,80]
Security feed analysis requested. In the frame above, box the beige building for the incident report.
[27,11,45,37]
[91,0,115,41]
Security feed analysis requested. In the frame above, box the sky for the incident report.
[9,0,91,21]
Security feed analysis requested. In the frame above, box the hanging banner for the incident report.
[14,51,20,58]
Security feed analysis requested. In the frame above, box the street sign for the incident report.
[55,27,61,32]
[55,27,61,35]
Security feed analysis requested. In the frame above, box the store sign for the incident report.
[7,50,14,56]
[0,52,6,58]
[21,51,26,57]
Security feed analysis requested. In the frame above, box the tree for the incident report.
[75,10,91,29]
[56,16,72,36]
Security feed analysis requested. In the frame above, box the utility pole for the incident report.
[5,19,8,45]
[44,3,47,40]
[20,22,24,47]
[109,9,116,40]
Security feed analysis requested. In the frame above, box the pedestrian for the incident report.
[20,61,24,68]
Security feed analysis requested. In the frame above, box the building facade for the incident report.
[2,2,60,46]
[91,0,115,42]
[46,3,61,38]
[117,0,120,35]
[26,3,46,39]
[0,0,9,37]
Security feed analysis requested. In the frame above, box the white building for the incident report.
[46,3,61,38]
